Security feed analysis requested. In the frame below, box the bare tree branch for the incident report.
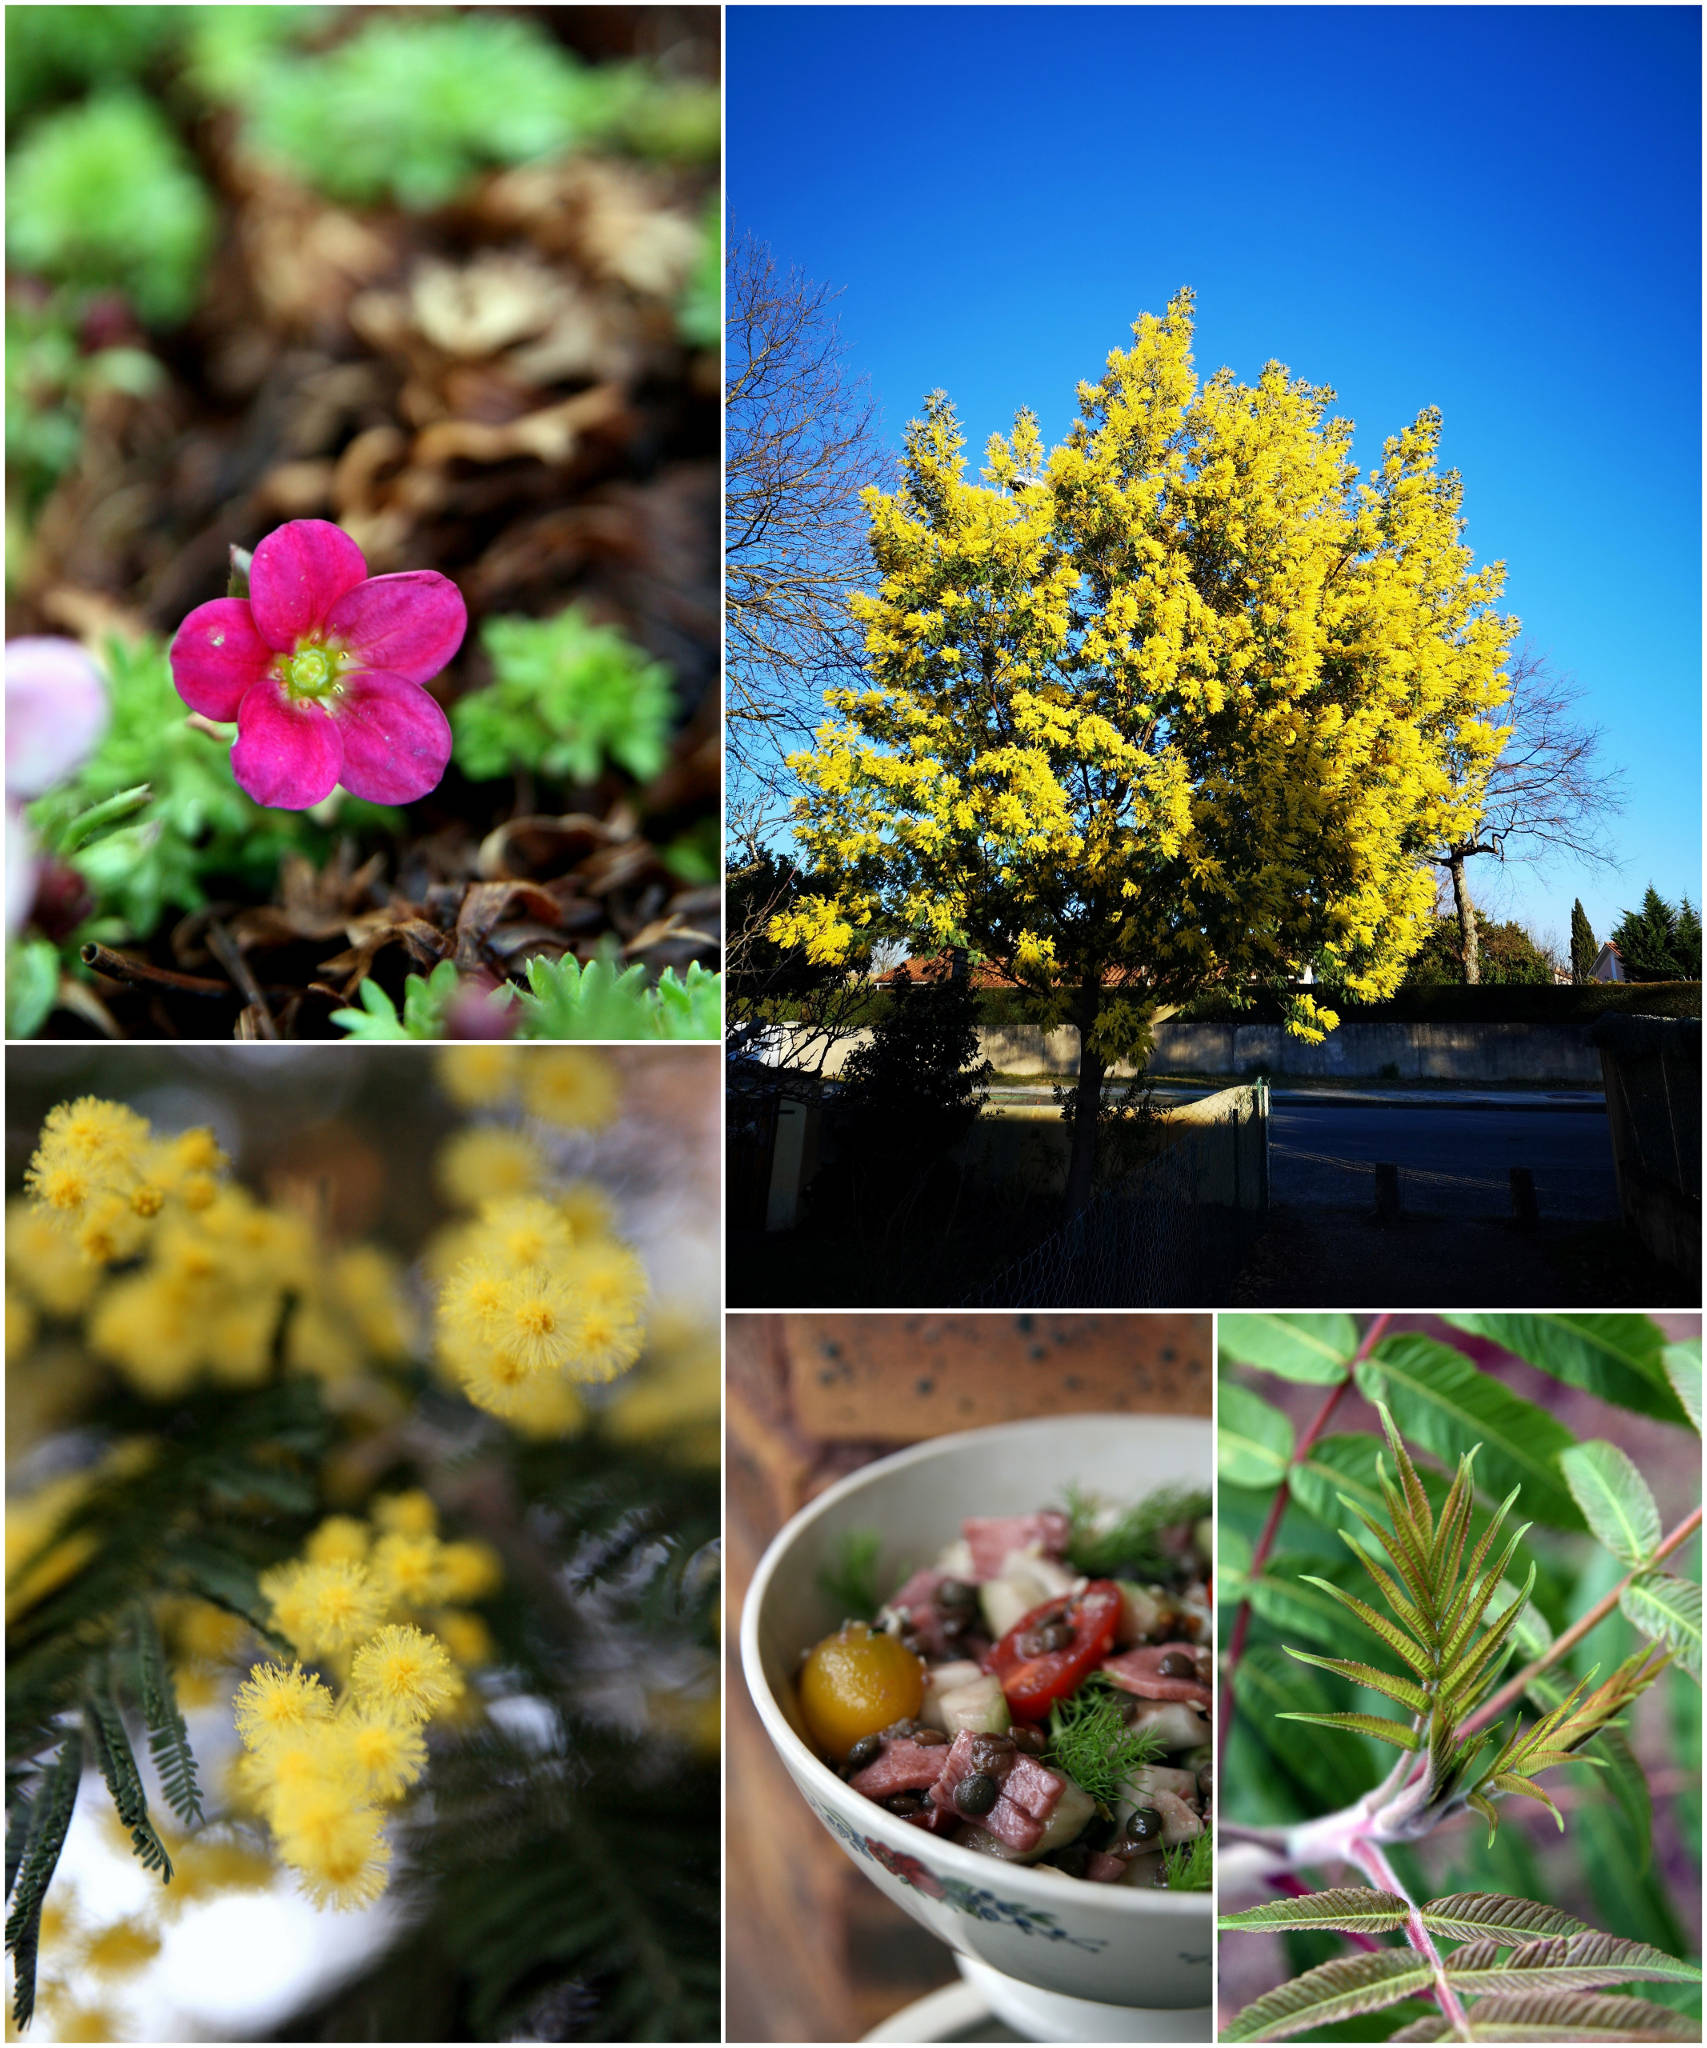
[724,233,890,863]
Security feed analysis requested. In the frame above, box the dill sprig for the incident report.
[1046,1675,1165,1802]
[817,1530,886,1622]
[1158,1831,1212,1891]
[1063,1481,1211,1581]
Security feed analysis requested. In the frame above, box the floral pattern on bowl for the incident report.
[812,1797,1107,1952]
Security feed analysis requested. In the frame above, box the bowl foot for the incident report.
[955,1953,1213,2043]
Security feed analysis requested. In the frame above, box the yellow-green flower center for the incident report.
[283,644,340,701]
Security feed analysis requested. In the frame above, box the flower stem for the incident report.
[1218,1313,1393,1770]
[1456,1502,1703,1743]
[1349,1835,1472,2042]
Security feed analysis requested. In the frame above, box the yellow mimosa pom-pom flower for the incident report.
[520,1049,619,1130]
[434,1127,547,1209]
[350,1624,462,1723]
[233,1661,336,1745]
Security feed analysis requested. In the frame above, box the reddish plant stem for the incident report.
[1219,1313,1394,1771]
[1456,1503,1703,1743]
[1350,1835,1472,2041]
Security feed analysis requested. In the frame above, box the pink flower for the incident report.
[6,637,109,933]
[168,520,465,810]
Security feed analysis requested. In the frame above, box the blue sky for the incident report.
[728,4,1701,950]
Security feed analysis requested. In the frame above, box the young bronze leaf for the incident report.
[1418,1884,1590,1933]
[1449,1993,1701,2041]
[1218,1887,1409,1934]
[1282,1645,1429,1714]
[1274,1709,1420,1751]
[1445,1930,1703,1997]
[1222,1951,1435,2042]
[1296,1574,1433,1677]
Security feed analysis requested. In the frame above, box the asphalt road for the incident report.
[1270,1099,1619,1220]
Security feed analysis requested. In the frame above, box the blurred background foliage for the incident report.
[5,1044,720,2041]
[6,5,720,1041]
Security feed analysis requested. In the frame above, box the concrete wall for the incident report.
[763,1019,1604,1087]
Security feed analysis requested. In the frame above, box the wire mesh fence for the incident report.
[964,1083,1268,1307]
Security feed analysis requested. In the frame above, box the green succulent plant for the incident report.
[453,607,676,788]
[6,92,215,325]
[332,955,721,1042]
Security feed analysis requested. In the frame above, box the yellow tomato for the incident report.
[797,1622,926,1761]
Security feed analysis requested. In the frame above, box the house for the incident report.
[1590,941,1625,984]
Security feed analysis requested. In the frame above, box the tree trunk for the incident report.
[1063,990,1106,1218]
[1449,850,1480,986]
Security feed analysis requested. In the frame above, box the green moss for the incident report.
[453,607,676,787]
[6,92,214,324]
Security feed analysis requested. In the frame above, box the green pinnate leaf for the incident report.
[1559,1441,1661,1567]
[1217,1313,1359,1384]
[1620,1573,1702,1680]
[1296,1573,1433,1678]
[1217,1379,1294,1487]
[1222,1952,1435,2041]
[1443,1313,1687,1426]
[1219,1888,1408,1935]
[1662,1340,1701,1432]
[1358,1335,1583,1530]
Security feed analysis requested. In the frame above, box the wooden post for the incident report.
[1510,1166,1539,1229]
[1374,1162,1401,1226]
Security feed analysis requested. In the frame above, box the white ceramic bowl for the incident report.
[740,1412,1213,2017]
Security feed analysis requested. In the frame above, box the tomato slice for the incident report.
[984,1580,1123,1718]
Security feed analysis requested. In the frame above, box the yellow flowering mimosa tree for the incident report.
[773,291,1518,1211]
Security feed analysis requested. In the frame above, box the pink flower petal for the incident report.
[6,637,108,796]
[331,669,453,805]
[323,571,467,686]
[231,676,343,809]
[168,600,273,722]
[249,520,369,650]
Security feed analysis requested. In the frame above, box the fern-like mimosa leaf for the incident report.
[4,1728,83,2027]
[1274,1709,1420,1750]
[1222,1951,1435,2041]
[1559,1440,1662,1567]
[84,1672,173,1882]
[132,1603,203,1825]
[1620,1572,1702,1681]
[1218,1887,1408,1934]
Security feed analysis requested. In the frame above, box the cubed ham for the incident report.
[882,1567,964,1657]
[963,1511,1071,1583]
[928,1730,1068,1855]
[1102,1643,1212,1709]
[1084,1850,1131,1884]
[849,1737,951,1801]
